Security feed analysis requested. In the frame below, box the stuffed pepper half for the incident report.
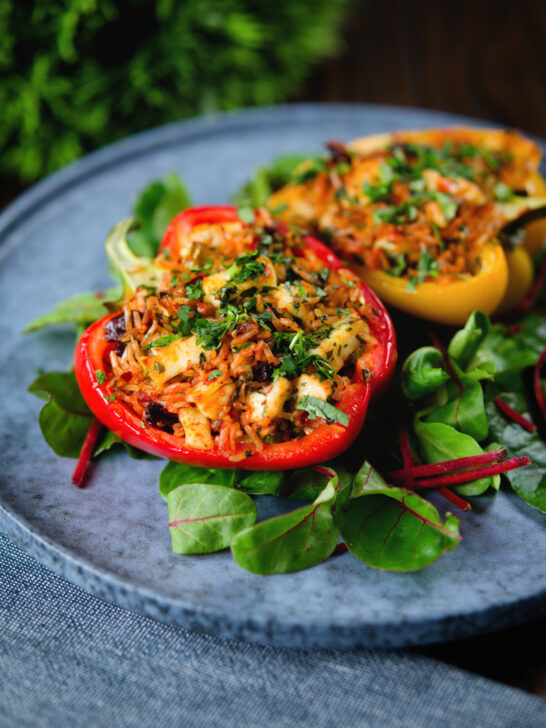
[268,127,546,325]
[75,206,396,469]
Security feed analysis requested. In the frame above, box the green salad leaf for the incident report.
[401,346,450,400]
[485,384,546,511]
[23,289,119,335]
[336,462,461,571]
[231,477,339,574]
[128,172,191,258]
[167,483,257,554]
[233,154,317,209]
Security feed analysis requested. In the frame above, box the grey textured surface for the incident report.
[0,104,545,649]
[2,532,545,728]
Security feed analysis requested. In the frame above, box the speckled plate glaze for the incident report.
[1,104,545,650]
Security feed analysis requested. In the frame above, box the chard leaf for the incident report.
[29,372,90,414]
[401,346,450,400]
[93,429,155,460]
[167,483,256,554]
[413,417,493,496]
[231,478,339,574]
[159,461,237,500]
[29,371,145,460]
[159,462,284,500]
[281,465,353,501]
[38,398,93,458]
[129,172,192,257]
[336,462,460,571]
[425,374,489,442]
[233,154,314,208]
[235,471,285,495]
[448,311,491,370]
[485,385,546,512]
[23,289,119,334]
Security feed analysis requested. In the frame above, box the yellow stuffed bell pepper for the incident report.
[268,127,546,325]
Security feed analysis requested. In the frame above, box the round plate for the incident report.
[1,104,545,649]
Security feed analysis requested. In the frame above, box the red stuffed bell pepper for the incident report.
[75,206,397,469]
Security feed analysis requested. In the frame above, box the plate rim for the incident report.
[1,102,545,649]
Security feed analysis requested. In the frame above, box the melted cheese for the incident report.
[178,407,213,450]
[201,256,277,308]
[246,377,293,423]
[142,335,206,387]
[295,373,332,402]
[187,378,236,420]
[311,318,367,372]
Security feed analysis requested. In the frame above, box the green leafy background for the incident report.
[1,0,350,184]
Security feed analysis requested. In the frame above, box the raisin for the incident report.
[144,403,178,434]
[104,313,126,342]
[252,362,275,382]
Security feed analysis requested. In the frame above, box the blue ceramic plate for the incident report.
[1,104,545,649]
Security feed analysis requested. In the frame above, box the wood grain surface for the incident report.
[299,0,546,139]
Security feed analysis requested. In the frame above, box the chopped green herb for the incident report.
[296,395,349,426]
[208,369,223,380]
[143,334,182,349]
[95,369,107,385]
[237,206,255,224]
[493,181,513,202]
[185,280,204,300]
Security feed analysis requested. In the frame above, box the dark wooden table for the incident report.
[297,0,546,697]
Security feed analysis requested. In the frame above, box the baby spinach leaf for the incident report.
[401,346,450,399]
[29,371,90,414]
[336,462,461,571]
[425,375,489,442]
[159,461,237,500]
[129,172,192,257]
[485,385,546,512]
[413,417,493,496]
[23,289,119,334]
[231,479,339,574]
[167,483,256,554]
[448,311,491,370]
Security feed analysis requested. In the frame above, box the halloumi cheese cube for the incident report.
[178,407,213,450]
[187,378,236,420]
[142,335,206,387]
[201,256,277,308]
[310,317,367,372]
[295,373,332,402]
[246,377,292,423]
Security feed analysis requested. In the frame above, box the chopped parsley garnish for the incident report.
[95,369,107,385]
[208,369,223,380]
[291,158,326,185]
[272,329,335,381]
[142,334,182,349]
[237,205,255,223]
[363,163,395,202]
[296,396,348,426]
[177,305,197,336]
[185,279,204,300]
[407,250,441,289]
[493,181,513,201]
[226,252,266,284]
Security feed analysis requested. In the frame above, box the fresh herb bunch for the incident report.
[1,0,350,183]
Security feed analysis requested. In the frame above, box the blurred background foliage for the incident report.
[0,0,350,184]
